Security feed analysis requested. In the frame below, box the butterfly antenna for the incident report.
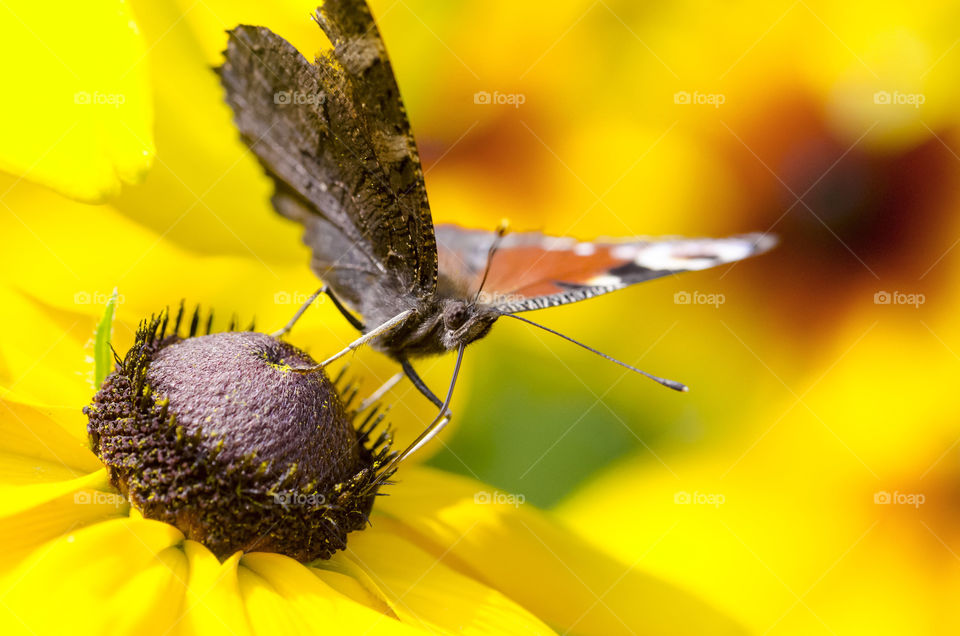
[503,313,688,392]
[369,343,466,488]
[473,220,510,304]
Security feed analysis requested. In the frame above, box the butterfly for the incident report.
[217,0,775,466]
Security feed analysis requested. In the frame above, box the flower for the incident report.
[0,294,744,633]
[0,0,749,627]
[6,0,953,631]
[0,0,153,202]
[86,309,393,561]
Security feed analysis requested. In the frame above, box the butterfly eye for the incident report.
[441,302,468,331]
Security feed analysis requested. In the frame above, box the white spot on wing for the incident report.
[543,236,576,251]
[586,274,623,286]
[690,240,752,263]
[573,242,595,256]
[634,239,758,271]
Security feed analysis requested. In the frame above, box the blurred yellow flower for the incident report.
[537,3,960,633]
[558,300,960,634]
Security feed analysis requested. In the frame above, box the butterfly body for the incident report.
[366,298,499,358]
[218,0,775,403]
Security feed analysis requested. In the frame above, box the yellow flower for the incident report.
[10,0,955,631]
[0,281,745,634]
[0,3,745,628]
[0,0,153,202]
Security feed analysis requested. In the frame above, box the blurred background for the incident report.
[2,0,960,632]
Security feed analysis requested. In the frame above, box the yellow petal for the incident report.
[1,518,186,634]
[309,560,398,619]
[335,526,555,634]
[93,0,309,261]
[0,401,121,569]
[0,475,128,574]
[0,399,100,478]
[0,0,153,202]
[177,542,253,636]
[0,285,98,408]
[239,552,422,635]
[0,180,361,386]
[0,468,110,516]
[0,177,311,323]
[173,0,334,66]
[376,466,744,635]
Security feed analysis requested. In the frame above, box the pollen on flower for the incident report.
[83,306,395,562]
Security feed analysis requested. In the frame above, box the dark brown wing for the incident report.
[217,0,437,314]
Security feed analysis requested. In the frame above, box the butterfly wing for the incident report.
[218,1,437,314]
[435,225,776,313]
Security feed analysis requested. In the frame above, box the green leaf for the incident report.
[94,289,118,388]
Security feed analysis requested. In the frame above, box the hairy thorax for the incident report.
[371,298,500,358]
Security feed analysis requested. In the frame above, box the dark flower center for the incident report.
[147,332,360,488]
[85,310,393,561]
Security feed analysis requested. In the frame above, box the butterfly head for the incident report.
[440,299,499,350]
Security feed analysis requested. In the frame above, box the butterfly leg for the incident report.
[322,286,448,411]
[272,288,324,337]
[355,371,404,414]
[295,309,414,371]
[324,287,366,331]
[399,356,444,409]
[369,344,466,488]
